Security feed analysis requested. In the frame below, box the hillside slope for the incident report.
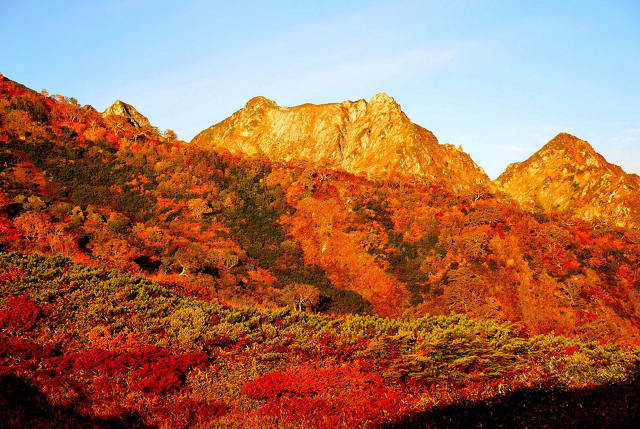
[1,74,640,339]
[2,251,640,428]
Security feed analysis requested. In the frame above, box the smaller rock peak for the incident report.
[553,132,581,142]
[102,100,151,128]
[104,100,133,115]
[107,100,134,112]
[244,96,278,110]
[369,92,397,106]
[544,132,597,155]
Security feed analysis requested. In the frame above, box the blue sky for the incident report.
[1,0,639,178]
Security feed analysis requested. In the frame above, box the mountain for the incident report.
[495,133,640,228]
[102,99,151,128]
[2,73,640,427]
[2,73,639,333]
[191,93,489,192]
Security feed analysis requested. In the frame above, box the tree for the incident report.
[281,283,321,312]
[164,129,177,140]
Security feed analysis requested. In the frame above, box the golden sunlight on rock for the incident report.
[495,133,640,229]
[191,94,489,192]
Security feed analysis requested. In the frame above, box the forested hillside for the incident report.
[1,73,640,427]
[1,74,639,337]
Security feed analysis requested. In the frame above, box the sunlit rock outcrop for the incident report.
[192,94,489,192]
[102,100,151,128]
[495,133,640,228]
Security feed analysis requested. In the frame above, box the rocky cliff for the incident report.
[102,100,151,128]
[191,93,489,191]
[495,133,640,228]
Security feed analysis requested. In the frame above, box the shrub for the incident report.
[0,295,41,331]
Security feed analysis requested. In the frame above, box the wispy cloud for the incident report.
[121,14,477,139]
[601,145,640,175]
[610,128,640,145]
[265,46,461,99]
[497,145,529,152]
[599,129,640,174]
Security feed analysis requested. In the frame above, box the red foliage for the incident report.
[0,337,58,377]
[0,337,57,361]
[131,351,209,394]
[0,295,41,331]
[155,399,230,426]
[0,266,25,284]
[46,347,210,394]
[243,363,407,427]
[0,213,22,244]
[564,345,580,356]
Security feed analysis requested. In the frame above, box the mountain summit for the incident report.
[102,100,151,128]
[191,94,489,191]
[495,133,640,228]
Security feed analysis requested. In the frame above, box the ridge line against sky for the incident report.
[1,0,639,178]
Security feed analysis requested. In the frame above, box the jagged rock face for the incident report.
[192,94,489,191]
[495,133,640,228]
[102,100,151,128]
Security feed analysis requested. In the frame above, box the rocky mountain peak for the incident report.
[369,92,397,106]
[102,100,151,128]
[366,92,403,117]
[495,133,640,228]
[191,95,489,191]
[539,133,601,163]
[244,96,278,110]
[546,132,591,149]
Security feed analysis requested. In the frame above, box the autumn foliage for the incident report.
[1,73,640,427]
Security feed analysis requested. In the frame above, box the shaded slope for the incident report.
[0,375,152,429]
[385,379,640,429]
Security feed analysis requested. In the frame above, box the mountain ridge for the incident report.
[2,70,636,229]
[191,93,490,192]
